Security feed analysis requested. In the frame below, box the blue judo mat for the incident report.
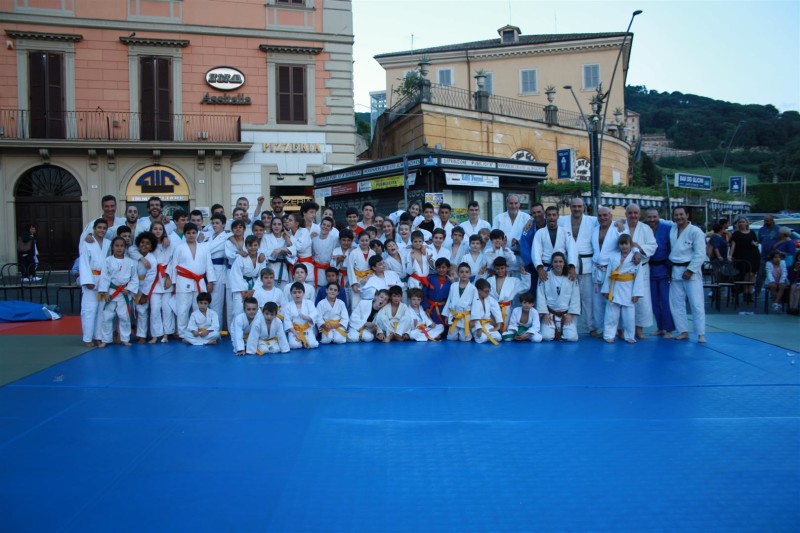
[0,334,798,531]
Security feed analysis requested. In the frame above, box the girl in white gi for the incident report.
[230,235,267,316]
[253,267,287,315]
[404,230,430,290]
[185,292,221,346]
[536,252,581,342]
[470,278,503,345]
[97,236,139,347]
[375,285,413,342]
[79,219,111,346]
[231,297,260,355]
[443,262,478,341]
[282,263,315,303]
[311,217,338,287]
[262,217,295,288]
[286,213,313,281]
[346,230,376,311]
[133,232,158,343]
[383,239,406,281]
[249,301,290,354]
[170,223,216,341]
[283,282,319,349]
[316,282,349,344]
[503,292,543,342]
[224,220,248,328]
[347,289,389,342]
[601,234,644,344]
[407,288,444,341]
[146,222,176,344]
[487,256,531,332]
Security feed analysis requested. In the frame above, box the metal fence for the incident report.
[382,82,587,131]
[0,109,242,142]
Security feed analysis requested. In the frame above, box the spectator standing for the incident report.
[729,217,760,303]
[18,223,39,280]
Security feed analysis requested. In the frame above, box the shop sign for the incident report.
[263,143,322,153]
[126,165,189,201]
[331,183,358,196]
[282,195,314,208]
[445,172,500,188]
[205,66,246,91]
[358,175,404,193]
[201,93,251,105]
[441,157,497,169]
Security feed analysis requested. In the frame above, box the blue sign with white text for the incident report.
[674,172,711,191]
[729,176,742,193]
[556,149,573,179]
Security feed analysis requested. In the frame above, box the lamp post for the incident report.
[562,9,642,215]
[564,84,603,214]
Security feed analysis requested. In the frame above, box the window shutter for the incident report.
[140,57,172,140]
[156,57,172,140]
[28,51,64,139]
[277,65,307,124]
[292,65,306,123]
[46,53,65,138]
[140,57,156,140]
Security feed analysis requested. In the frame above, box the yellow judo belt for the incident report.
[607,269,635,301]
[323,320,347,338]
[449,310,471,340]
[478,319,499,346]
[293,322,313,347]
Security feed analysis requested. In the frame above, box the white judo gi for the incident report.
[591,224,621,333]
[79,237,111,343]
[247,314,290,354]
[442,282,478,341]
[315,298,350,344]
[668,222,707,337]
[170,242,217,340]
[97,255,139,343]
[185,308,221,346]
[503,306,543,342]
[407,305,444,342]
[601,251,645,342]
[470,295,503,344]
[619,221,657,329]
[559,214,598,334]
[536,274,581,342]
[283,299,319,349]
[487,272,531,331]
[134,252,157,340]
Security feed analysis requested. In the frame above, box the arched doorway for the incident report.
[15,165,83,269]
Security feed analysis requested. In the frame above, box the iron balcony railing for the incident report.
[384,82,586,130]
[0,109,242,143]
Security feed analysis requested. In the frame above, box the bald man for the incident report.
[559,197,597,335]
[617,203,657,339]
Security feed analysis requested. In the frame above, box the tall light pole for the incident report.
[563,9,642,216]
[563,84,603,214]
[722,120,745,170]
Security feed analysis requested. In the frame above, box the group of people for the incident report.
[77,193,711,353]
[707,214,798,311]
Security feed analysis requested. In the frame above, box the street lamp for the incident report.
[564,83,603,214]
[562,9,642,215]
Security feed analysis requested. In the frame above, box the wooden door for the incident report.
[16,200,82,269]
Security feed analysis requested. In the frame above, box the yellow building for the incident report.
[367,25,634,195]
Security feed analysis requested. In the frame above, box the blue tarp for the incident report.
[0,300,57,322]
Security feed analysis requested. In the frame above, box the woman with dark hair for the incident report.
[729,217,760,302]
[17,223,39,280]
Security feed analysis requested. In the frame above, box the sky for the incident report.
[351,0,800,114]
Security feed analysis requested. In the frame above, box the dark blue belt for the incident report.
[211,258,226,266]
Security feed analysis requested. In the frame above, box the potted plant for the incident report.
[474,68,487,90]
[545,85,556,103]
[417,54,431,77]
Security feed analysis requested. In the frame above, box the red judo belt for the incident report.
[176,265,204,293]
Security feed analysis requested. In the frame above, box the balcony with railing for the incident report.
[0,109,242,143]
[384,82,586,131]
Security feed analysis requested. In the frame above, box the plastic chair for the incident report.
[23,262,52,304]
[57,265,82,312]
[730,260,757,309]
[0,263,24,300]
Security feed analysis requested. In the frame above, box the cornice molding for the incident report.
[5,29,83,42]
[120,36,189,48]
[1,13,353,45]
[259,44,322,55]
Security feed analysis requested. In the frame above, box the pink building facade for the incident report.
[0,0,355,268]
